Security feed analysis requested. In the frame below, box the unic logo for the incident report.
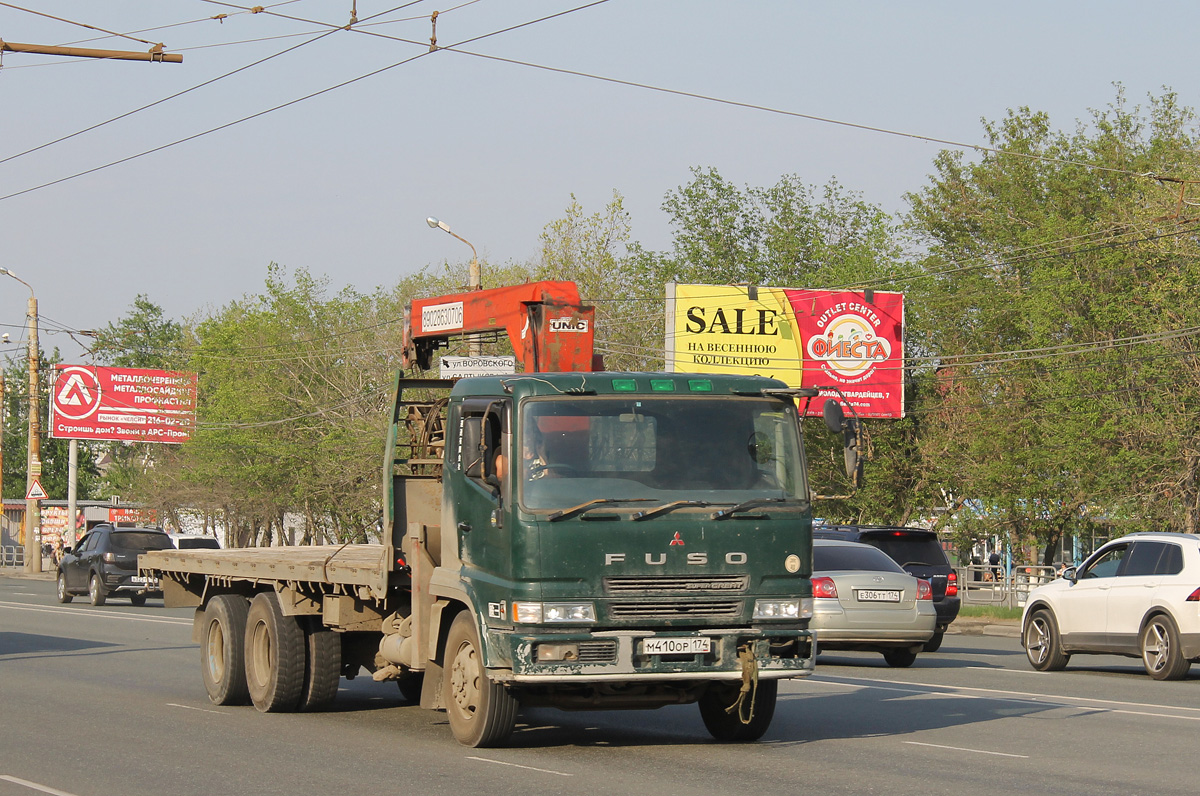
[807,314,891,378]
[549,317,588,333]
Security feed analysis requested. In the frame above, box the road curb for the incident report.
[949,620,1021,638]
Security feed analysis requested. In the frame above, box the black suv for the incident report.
[56,525,173,606]
[813,525,960,651]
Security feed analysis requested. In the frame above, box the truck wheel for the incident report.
[397,673,424,704]
[443,611,518,747]
[699,678,778,742]
[130,594,148,606]
[56,572,73,604]
[244,592,305,712]
[298,617,341,711]
[201,595,251,706]
[88,573,107,606]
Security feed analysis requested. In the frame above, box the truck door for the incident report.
[452,399,513,580]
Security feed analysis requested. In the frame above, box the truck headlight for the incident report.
[512,602,596,624]
[753,598,811,620]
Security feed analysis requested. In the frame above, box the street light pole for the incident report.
[426,216,482,356]
[1,268,40,574]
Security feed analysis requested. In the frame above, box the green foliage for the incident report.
[906,87,1200,556]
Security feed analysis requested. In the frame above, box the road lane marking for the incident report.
[809,673,1200,721]
[0,775,82,796]
[167,703,226,715]
[0,601,190,626]
[467,757,573,777]
[904,741,1028,759]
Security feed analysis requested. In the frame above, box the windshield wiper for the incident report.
[546,498,652,522]
[631,500,712,521]
[711,497,804,520]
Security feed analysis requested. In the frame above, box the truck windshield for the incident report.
[518,396,808,512]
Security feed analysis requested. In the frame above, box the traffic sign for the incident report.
[26,478,47,501]
[439,355,517,378]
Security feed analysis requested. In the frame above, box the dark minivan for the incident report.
[56,524,173,606]
[813,525,960,651]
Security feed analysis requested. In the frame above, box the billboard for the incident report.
[50,365,198,443]
[665,283,905,418]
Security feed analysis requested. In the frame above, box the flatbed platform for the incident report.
[140,544,393,589]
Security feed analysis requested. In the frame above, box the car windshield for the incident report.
[110,532,174,552]
[815,544,905,573]
[518,395,808,512]
[862,533,947,567]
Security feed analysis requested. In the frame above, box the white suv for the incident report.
[1022,532,1200,680]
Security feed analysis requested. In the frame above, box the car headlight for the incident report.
[511,602,596,624]
[753,598,811,620]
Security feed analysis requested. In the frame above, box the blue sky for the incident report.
[1,1,1196,360]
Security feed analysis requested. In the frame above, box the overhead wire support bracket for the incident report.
[0,39,182,63]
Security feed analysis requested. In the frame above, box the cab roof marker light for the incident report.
[687,379,713,392]
[611,378,638,392]
[649,379,676,391]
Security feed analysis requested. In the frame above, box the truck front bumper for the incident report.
[491,627,814,683]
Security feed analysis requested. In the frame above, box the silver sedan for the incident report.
[810,539,937,667]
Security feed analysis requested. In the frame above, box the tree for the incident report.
[905,87,1200,559]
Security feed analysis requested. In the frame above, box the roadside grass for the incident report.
[959,605,1023,621]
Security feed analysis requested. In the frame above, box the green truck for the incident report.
[142,370,850,746]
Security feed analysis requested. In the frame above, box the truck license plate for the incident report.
[642,637,711,655]
[856,589,900,602]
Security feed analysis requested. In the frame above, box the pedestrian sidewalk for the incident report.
[948,615,1021,638]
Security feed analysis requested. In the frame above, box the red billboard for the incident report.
[50,365,197,443]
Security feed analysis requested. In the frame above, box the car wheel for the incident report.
[1024,608,1069,671]
[88,573,107,606]
[882,648,918,667]
[1141,614,1191,681]
[244,592,306,712]
[298,617,341,712]
[201,595,251,706]
[56,572,73,604]
[699,678,778,742]
[129,594,147,606]
[923,626,945,653]
[444,611,518,747]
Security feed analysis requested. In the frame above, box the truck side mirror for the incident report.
[822,399,861,485]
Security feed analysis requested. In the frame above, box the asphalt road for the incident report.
[3,572,1198,796]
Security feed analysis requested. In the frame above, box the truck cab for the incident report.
[390,372,820,745]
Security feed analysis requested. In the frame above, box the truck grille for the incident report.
[608,600,742,619]
[603,575,749,595]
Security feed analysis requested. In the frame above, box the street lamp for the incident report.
[426,216,482,355]
[0,267,40,574]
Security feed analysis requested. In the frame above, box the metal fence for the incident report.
[1,544,24,568]
[957,564,1057,609]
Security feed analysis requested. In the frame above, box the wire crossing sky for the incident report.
[1,1,1197,360]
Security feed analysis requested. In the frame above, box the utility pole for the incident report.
[2,268,40,573]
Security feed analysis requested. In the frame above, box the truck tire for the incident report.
[397,673,424,705]
[443,611,518,747]
[699,678,778,742]
[882,648,918,667]
[56,572,73,604]
[244,591,306,713]
[88,572,107,606]
[129,593,148,607]
[298,617,341,711]
[201,595,251,706]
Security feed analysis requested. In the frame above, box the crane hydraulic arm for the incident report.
[402,280,596,373]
